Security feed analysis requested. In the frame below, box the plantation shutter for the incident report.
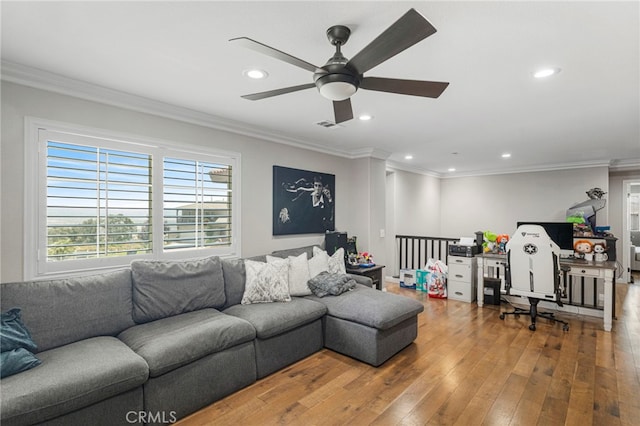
[46,141,153,261]
[162,157,232,250]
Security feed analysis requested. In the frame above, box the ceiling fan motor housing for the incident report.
[314,25,362,101]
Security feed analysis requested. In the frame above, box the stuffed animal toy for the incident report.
[593,242,608,261]
[574,239,594,260]
[496,234,510,254]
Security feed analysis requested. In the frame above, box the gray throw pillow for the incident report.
[131,256,226,323]
[0,308,41,378]
[307,272,356,297]
[0,348,41,378]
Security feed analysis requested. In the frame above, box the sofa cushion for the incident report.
[306,284,424,330]
[222,257,246,308]
[270,245,317,260]
[118,309,255,377]
[224,298,327,339]
[241,259,291,304]
[131,256,226,323]
[0,270,135,352]
[0,336,148,426]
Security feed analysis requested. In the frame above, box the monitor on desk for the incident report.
[516,221,574,257]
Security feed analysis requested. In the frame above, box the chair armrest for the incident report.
[347,273,373,288]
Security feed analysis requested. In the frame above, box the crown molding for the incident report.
[385,160,441,178]
[0,60,359,159]
[609,158,640,171]
[439,160,612,179]
[348,147,392,161]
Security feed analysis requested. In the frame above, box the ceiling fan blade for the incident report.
[347,8,437,75]
[230,37,325,74]
[241,83,316,100]
[333,99,354,124]
[361,77,449,98]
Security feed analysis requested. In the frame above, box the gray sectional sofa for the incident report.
[0,246,424,425]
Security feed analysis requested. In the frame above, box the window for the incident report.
[26,118,240,278]
[163,158,232,250]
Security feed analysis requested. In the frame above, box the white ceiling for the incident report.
[2,1,639,176]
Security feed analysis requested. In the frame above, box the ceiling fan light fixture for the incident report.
[318,81,357,101]
[315,72,359,101]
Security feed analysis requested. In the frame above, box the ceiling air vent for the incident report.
[315,120,342,129]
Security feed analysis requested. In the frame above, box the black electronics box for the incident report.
[325,231,347,256]
[448,244,481,257]
[483,278,502,305]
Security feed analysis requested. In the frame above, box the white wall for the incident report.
[0,82,360,281]
[609,170,640,281]
[345,157,387,267]
[384,169,441,276]
[439,167,610,238]
[389,169,441,236]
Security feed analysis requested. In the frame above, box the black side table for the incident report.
[346,265,385,290]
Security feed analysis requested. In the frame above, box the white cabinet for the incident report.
[447,256,477,303]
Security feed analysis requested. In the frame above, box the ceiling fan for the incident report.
[230,8,449,124]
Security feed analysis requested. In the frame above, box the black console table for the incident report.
[347,265,385,290]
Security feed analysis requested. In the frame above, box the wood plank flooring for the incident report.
[177,280,640,425]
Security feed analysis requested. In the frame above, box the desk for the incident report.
[347,265,385,290]
[476,255,616,332]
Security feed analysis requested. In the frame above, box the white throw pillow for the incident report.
[241,259,291,304]
[328,247,346,274]
[312,246,346,275]
[308,249,330,278]
[267,253,311,296]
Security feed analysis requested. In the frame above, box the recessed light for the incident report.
[501,153,511,158]
[448,168,456,172]
[534,68,560,79]
[404,155,413,160]
[358,114,373,121]
[243,69,268,79]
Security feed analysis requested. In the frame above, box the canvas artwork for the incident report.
[273,166,335,235]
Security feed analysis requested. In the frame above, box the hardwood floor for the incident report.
[177,281,640,425]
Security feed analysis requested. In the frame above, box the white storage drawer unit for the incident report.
[447,256,477,303]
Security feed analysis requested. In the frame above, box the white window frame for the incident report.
[24,117,241,279]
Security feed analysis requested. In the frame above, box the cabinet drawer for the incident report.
[447,280,476,303]
[568,267,600,278]
[448,256,473,266]
[448,263,473,282]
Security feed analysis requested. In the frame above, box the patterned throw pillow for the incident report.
[242,259,291,304]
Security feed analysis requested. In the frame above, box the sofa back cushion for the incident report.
[131,256,226,323]
[631,231,640,247]
[0,270,135,352]
[221,258,246,308]
[270,245,318,260]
